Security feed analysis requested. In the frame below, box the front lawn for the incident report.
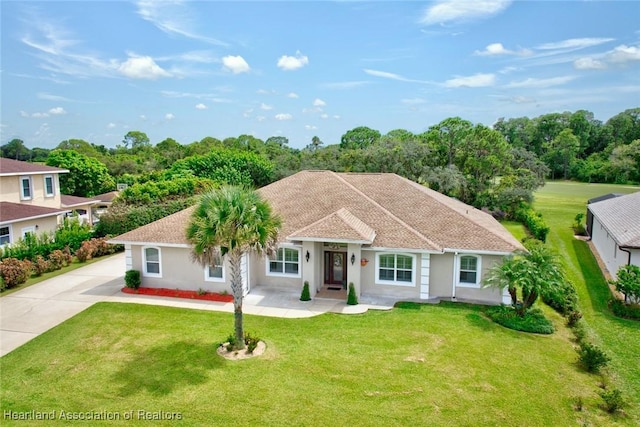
[534,181,640,421]
[0,302,617,426]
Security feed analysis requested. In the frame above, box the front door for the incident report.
[324,251,347,286]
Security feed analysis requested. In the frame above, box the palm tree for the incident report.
[186,186,281,349]
[484,241,564,316]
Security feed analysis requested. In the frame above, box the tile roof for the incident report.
[0,202,69,224]
[61,195,99,208]
[0,158,68,176]
[588,191,640,248]
[111,171,524,254]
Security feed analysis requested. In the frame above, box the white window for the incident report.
[205,253,225,282]
[143,246,162,277]
[0,226,11,245]
[21,226,36,239]
[44,175,55,197]
[458,255,481,287]
[268,247,300,276]
[376,253,415,286]
[20,176,32,200]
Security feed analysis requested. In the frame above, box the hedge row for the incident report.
[513,202,550,242]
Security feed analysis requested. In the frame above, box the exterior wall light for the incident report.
[350,253,356,265]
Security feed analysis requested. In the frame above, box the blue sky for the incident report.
[1,1,639,150]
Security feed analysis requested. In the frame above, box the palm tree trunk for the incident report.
[228,250,245,350]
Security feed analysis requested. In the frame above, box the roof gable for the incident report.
[589,191,640,248]
[289,208,376,243]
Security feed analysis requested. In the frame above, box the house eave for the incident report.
[0,210,70,226]
[287,236,374,245]
[443,248,517,256]
[106,240,191,248]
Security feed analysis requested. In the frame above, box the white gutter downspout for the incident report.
[452,252,458,300]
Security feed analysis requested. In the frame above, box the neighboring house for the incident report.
[587,191,640,280]
[61,195,100,226]
[110,171,525,305]
[92,191,120,217]
[0,158,70,245]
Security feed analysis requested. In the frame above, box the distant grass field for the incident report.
[534,181,640,421]
[0,302,614,427]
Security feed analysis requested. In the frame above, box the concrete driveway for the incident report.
[0,253,125,357]
[1,253,397,357]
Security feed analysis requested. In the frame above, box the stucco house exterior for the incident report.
[110,171,525,305]
[0,158,99,246]
[587,191,640,280]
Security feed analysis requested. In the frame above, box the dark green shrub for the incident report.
[513,202,549,242]
[244,332,260,354]
[124,270,141,289]
[347,282,358,305]
[600,388,625,413]
[609,298,640,320]
[567,310,583,327]
[542,279,579,315]
[300,281,311,301]
[578,342,610,373]
[224,333,237,352]
[485,306,555,334]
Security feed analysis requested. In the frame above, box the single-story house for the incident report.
[61,195,100,226]
[92,190,120,217]
[110,171,525,305]
[0,202,69,245]
[587,191,640,280]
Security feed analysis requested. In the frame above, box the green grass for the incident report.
[500,220,528,242]
[534,180,640,420]
[0,302,614,426]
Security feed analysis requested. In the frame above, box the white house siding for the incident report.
[591,216,628,280]
[130,245,231,293]
[429,253,455,299]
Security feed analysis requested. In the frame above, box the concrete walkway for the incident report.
[0,253,397,357]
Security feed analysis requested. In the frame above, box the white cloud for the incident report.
[305,125,318,130]
[107,122,116,129]
[38,93,73,102]
[222,55,250,74]
[536,37,615,50]
[20,111,30,118]
[277,51,309,71]
[474,43,531,56]
[607,44,640,64]
[256,116,266,122]
[260,103,273,110]
[574,57,606,70]
[195,103,207,110]
[505,75,576,89]
[420,0,511,26]
[32,112,49,118]
[402,98,427,105]
[444,73,495,88]
[165,113,175,120]
[320,113,329,119]
[140,115,147,121]
[275,113,293,121]
[48,107,66,115]
[333,115,341,120]
[363,69,431,84]
[118,55,171,79]
[322,81,370,90]
[287,92,299,98]
[135,1,228,46]
[313,98,326,107]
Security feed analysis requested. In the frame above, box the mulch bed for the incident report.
[121,287,233,302]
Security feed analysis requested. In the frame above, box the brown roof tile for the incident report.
[0,158,68,176]
[61,195,99,208]
[0,202,68,223]
[110,171,524,254]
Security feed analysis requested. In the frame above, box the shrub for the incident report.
[572,213,587,236]
[300,281,311,301]
[0,258,33,290]
[578,342,610,373]
[244,332,260,354]
[48,249,70,270]
[75,241,93,262]
[608,298,640,320]
[347,282,358,305]
[542,279,579,315]
[513,202,549,242]
[32,255,51,276]
[567,311,583,327]
[600,388,625,413]
[609,264,640,304]
[485,306,555,334]
[124,270,141,289]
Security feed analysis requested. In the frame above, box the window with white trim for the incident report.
[20,176,32,200]
[376,253,415,286]
[268,247,300,276]
[44,175,55,197]
[143,246,161,277]
[205,253,225,282]
[458,255,481,287]
[0,226,11,245]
